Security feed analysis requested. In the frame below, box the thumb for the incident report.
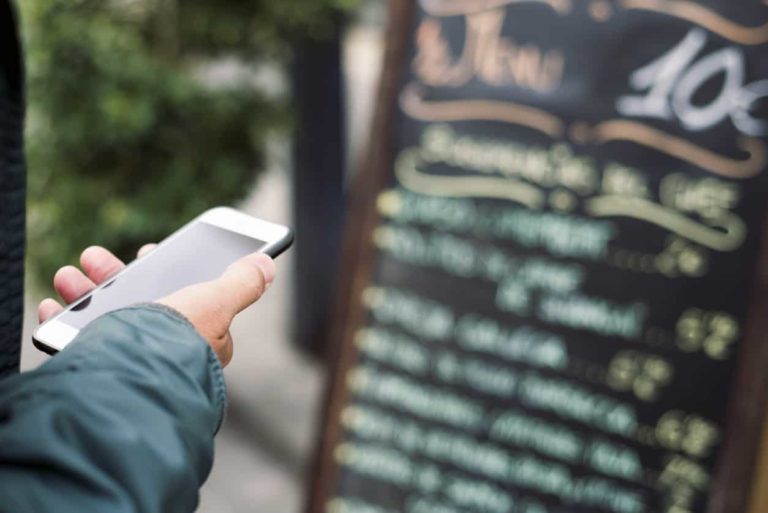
[154,252,275,366]
[157,252,276,325]
[211,252,276,315]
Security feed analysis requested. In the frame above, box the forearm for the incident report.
[0,304,226,513]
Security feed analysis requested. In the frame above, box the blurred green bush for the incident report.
[18,0,353,289]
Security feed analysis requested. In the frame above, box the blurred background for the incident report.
[15,0,387,511]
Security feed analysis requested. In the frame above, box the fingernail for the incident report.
[253,253,276,285]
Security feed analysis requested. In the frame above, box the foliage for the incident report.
[18,0,352,289]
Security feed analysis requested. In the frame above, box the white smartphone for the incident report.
[33,207,293,354]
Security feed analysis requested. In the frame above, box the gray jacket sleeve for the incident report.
[0,304,226,513]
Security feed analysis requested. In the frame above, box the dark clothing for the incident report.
[0,0,26,379]
[0,304,226,513]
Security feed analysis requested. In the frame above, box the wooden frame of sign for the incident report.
[306,2,768,513]
[305,1,416,508]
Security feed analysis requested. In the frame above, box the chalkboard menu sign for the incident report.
[308,2,768,513]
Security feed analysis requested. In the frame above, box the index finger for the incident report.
[80,246,125,284]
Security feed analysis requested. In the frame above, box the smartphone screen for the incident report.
[60,222,266,329]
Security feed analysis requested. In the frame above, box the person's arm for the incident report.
[0,247,276,513]
[0,304,224,513]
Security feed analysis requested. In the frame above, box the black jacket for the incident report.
[0,0,26,379]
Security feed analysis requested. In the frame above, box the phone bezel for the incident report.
[33,207,293,354]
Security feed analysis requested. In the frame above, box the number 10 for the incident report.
[617,29,767,137]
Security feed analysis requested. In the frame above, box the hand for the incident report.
[38,245,276,366]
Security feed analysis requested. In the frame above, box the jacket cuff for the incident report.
[137,303,228,432]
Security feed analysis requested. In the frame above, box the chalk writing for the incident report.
[341,405,645,513]
[414,10,564,92]
[420,124,594,193]
[321,3,768,513]
[519,371,638,436]
[349,366,485,431]
[455,314,568,369]
[356,328,431,374]
[537,294,647,339]
[675,309,739,361]
[379,190,616,259]
[618,29,767,136]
